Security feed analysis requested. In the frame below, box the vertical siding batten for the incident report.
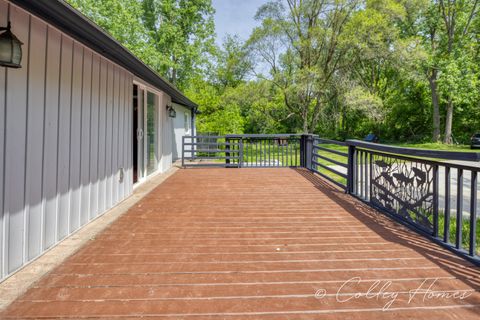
[22,14,31,264]
[39,22,49,254]
[68,43,83,233]
[98,58,107,214]
[0,0,8,279]
[24,15,47,260]
[118,70,125,200]
[4,5,29,273]
[105,62,113,211]
[56,35,73,241]
[89,53,100,219]
[112,67,119,205]
[80,49,92,226]
[42,26,61,250]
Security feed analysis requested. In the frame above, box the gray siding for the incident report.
[0,1,134,281]
[0,0,6,282]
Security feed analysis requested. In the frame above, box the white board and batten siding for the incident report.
[0,1,135,280]
[172,104,193,160]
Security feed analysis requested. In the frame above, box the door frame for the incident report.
[133,80,160,186]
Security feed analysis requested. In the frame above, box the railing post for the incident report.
[300,134,314,170]
[469,171,477,256]
[433,164,439,238]
[300,136,305,168]
[239,138,244,168]
[225,136,231,165]
[181,136,186,168]
[346,144,356,194]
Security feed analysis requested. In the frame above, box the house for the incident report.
[0,0,197,281]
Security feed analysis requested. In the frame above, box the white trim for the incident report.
[132,81,168,187]
[133,78,165,97]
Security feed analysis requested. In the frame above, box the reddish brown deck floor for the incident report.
[2,168,480,319]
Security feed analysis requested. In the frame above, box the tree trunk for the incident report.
[428,70,441,142]
[303,115,309,134]
[444,97,454,144]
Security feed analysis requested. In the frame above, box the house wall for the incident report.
[160,94,174,171]
[0,1,138,281]
[172,104,193,160]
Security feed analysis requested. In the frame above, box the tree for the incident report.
[68,0,216,90]
[184,77,245,135]
[215,35,252,89]
[247,0,360,133]
[141,0,216,88]
[414,0,479,143]
[67,0,160,67]
[437,0,479,144]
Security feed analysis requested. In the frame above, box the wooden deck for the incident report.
[2,168,480,319]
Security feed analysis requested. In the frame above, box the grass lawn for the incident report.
[312,144,348,186]
[438,213,480,255]
[393,142,477,153]
[242,142,301,166]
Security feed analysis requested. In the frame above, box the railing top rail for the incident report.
[185,134,305,139]
[184,135,228,139]
[346,139,480,162]
[365,148,480,172]
[225,134,304,138]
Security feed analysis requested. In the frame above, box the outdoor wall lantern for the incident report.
[0,21,23,68]
[167,104,177,118]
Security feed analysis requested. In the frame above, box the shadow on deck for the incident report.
[1,168,480,319]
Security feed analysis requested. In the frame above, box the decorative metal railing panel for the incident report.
[370,154,436,233]
[345,141,479,266]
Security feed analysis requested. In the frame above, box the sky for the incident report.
[212,0,268,46]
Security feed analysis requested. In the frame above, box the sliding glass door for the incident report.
[133,84,159,184]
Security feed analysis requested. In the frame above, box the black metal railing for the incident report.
[311,138,349,190]
[182,134,301,168]
[182,134,480,265]
[343,140,480,266]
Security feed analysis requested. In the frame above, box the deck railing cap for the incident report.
[346,139,480,162]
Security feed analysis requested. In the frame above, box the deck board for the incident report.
[2,168,480,319]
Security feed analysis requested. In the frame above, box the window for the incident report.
[184,113,190,133]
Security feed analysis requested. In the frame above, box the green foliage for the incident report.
[215,35,252,89]
[438,213,480,255]
[67,0,158,66]
[67,0,480,144]
[141,0,216,88]
[184,78,245,135]
[67,0,215,90]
